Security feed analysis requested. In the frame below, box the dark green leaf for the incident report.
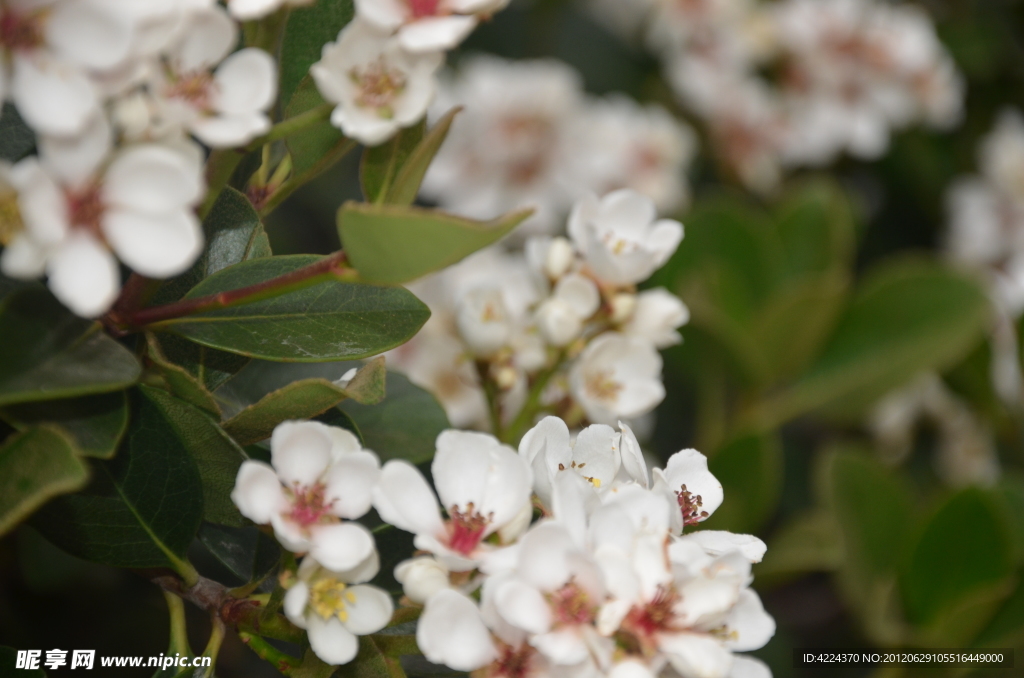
[152,187,271,305]
[902,488,1014,626]
[279,0,354,106]
[0,288,141,406]
[284,76,355,178]
[0,426,89,537]
[339,372,449,463]
[773,178,857,281]
[756,511,842,586]
[701,433,782,534]
[0,103,35,161]
[339,202,533,284]
[157,255,431,362]
[197,522,280,584]
[975,571,1024,646]
[150,333,250,394]
[222,357,386,445]
[370,522,414,595]
[995,475,1024,566]
[145,334,221,417]
[1,391,129,459]
[361,119,425,202]
[31,388,204,569]
[140,385,248,526]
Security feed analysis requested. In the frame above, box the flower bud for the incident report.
[395,557,450,604]
[497,502,533,544]
[493,365,519,390]
[623,289,688,348]
[537,298,584,347]
[456,287,512,357]
[544,237,575,279]
[609,292,637,323]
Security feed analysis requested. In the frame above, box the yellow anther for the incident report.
[309,577,351,621]
[0,193,24,246]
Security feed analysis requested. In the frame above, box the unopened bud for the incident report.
[395,557,450,604]
[493,365,518,390]
[609,293,637,323]
[545,237,574,280]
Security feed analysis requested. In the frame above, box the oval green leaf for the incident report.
[1,391,129,459]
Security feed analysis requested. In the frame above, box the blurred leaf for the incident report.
[0,646,45,676]
[279,0,354,106]
[223,357,385,445]
[975,571,1024,647]
[32,388,204,569]
[0,426,89,538]
[0,103,35,161]
[157,255,430,362]
[314,405,362,442]
[995,475,1024,566]
[901,487,1014,627]
[292,648,337,678]
[386,107,461,206]
[152,187,271,305]
[0,288,141,406]
[141,385,248,527]
[335,637,391,678]
[361,119,425,202]
[0,274,35,302]
[197,523,280,584]
[145,334,221,417]
[701,433,782,534]
[773,178,857,280]
[338,202,532,284]
[284,76,355,178]
[339,372,449,463]
[1,391,129,459]
[754,258,990,427]
[150,334,250,394]
[757,511,842,586]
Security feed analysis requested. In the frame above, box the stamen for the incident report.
[584,369,623,402]
[309,577,354,621]
[448,502,492,555]
[676,484,708,526]
[350,59,407,117]
[0,9,46,52]
[0,193,24,246]
[287,482,337,528]
[66,185,105,238]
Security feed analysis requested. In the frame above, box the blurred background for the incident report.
[4,0,1024,676]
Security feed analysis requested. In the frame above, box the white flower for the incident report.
[355,0,509,53]
[622,288,689,348]
[652,448,724,535]
[535,273,600,347]
[569,333,665,425]
[372,429,533,571]
[418,588,499,670]
[227,0,314,21]
[0,118,204,317]
[526,235,575,285]
[456,286,513,357]
[283,554,394,666]
[568,190,683,286]
[979,109,1024,202]
[394,556,451,604]
[519,416,621,506]
[311,20,443,146]
[231,421,381,572]
[150,6,276,147]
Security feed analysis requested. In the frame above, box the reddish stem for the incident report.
[111,251,355,331]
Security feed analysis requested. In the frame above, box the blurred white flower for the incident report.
[418,588,499,670]
[568,190,683,286]
[0,118,204,316]
[535,273,600,347]
[354,0,509,52]
[231,421,381,572]
[311,20,443,146]
[394,555,451,604]
[569,332,665,424]
[622,288,689,348]
[456,285,514,357]
[284,554,393,666]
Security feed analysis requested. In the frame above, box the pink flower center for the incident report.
[350,59,407,117]
[408,0,442,19]
[447,502,491,555]
[0,9,45,52]
[485,642,536,678]
[676,484,708,527]
[288,482,336,527]
[165,71,216,112]
[66,184,105,238]
[617,585,682,656]
[548,582,596,626]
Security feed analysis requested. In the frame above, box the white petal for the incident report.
[417,589,498,671]
[555,274,600,318]
[601,189,657,228]
[728,656,772,678]
[172,6,237,72]
[38,113,111,188]
[0,234,48,279]
[724,590,775,652]
[572,424,620,487]
[398,15,477,52]
[519,415,571,465]
[103,145,203,213]
[270,421,335,487]
[551,471,599,549]
[309,522,375,572]
[684,532,767,564]
[353,0,406,31]
[283,581,310,628]
[46,233,119,317]
[191,112,271,148]
[343,584,394,635]
[102,208,203,278]
[327,547,381,584]
[307,614,359,666]
[230,461,285,525]
[12,55,97,137]
[372,460,446,537]
[608,660,657,678]
[395,556,450,604]
[331,105,402,146]
[494,578,551,634]
[213,48,277,115]
[618,422,649,487]
[270,513,313,553]
[648,219,684,266]
[323,451,381,519]
[10,158,67,245]
[531,628,590,666]
[47,2,133,70]
[432,429,500,511]
[328,427,364,458]
[661,633,733,678]
[516,522,574,592]
[663,448,723,520]
[227,0,286,21]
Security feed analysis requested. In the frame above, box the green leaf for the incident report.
[0,103,35,161]
[773,178,857,281]
[339,202,533,284]
[995,474,1024,566]
[339,371,449,464]
[197,522,280,584]
[0,288,141,406]
[701,433,782,534]
[150,333,250,394]
[157,255,431,362]
[284,76,355,178]
[975,571,1024,646]
[145,334,221,417]
[151,186,271,305]
[0,426,89,537]
[279,0,354,106]
[386,107,461,206]
[1,646,46,677]
[755,257,990,426]
[31,388,204,569]
[140,385,248,526]
[1,391,129,459]
[901,487,1014,627]
[756,511,842,586]
[361,119,425,202]
[222,357,385,446]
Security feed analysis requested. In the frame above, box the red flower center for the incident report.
[288,483,335,527]
[66,185,105,238]
[408,0,442,19]
[548,582,596,626]
[448,502,491,555]
[617,586,683,656]
[0,9,45,52]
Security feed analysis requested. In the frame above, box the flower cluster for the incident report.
[310,1,512,145]
[0,0,279,317]
[387,188,688,431]
[387,417,775,678]
[589,0,963,194]
[420,56,698,235]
